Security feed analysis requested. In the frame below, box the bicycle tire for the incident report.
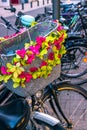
[61,45,87,78]
[40,83,87,130]
[43,83,87,130]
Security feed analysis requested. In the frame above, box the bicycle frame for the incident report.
[32,81,72,128]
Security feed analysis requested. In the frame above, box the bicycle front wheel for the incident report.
[55,83,87,130]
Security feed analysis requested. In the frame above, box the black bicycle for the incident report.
[39,80,87,130]
[0,74,87,130]
[0,21,87,130]
[0,87,65,130]
[60,4,87,78]
[0,20,66,130]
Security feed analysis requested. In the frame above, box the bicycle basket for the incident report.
[0,21,64,97]
[0,21,58,56]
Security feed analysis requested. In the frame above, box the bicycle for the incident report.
[60,4,87,78]
[0,20,67,130]
[44,2,87,34]
[0,89,65,130]
[40,80,87,130]
[4,5,35,29]
[0,15,87,82]
[0,20,87,130]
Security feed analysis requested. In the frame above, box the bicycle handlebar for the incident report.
[1,16,10,26]
[0,16,19,33]
[4,6,16,13]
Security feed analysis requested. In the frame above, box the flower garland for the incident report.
[0,22,67,88]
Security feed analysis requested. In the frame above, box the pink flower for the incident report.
[54,40,61,50]
[19,72,32,82]
[36,36,46,45]
[30,67,38,72]
[4,36,10,39]
[40,61,48,67]
[48,52,54,60]
[16,48,26,58]
[57,25,64,31]
[58,35,64,44]
[29,45,40,55]
[25,73,32,82]
[0,66,10,75]
[19,72,25,79]
[26,54,35,64]
[58,54,61,58]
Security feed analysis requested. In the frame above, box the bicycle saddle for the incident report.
[0,98,30,130]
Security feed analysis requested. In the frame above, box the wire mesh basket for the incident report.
[0,21,62,97]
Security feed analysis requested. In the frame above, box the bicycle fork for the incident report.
[49,85,73,129]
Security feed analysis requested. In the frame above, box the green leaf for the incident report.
[13,83,19,88]
[12,77,21,83]
[4,75,12,82]
[32,73,38,79]
[9,67,16,72]
[0,75,4,81]
[13,57,20,63]
[47,66,52,71]
[40,49,47,56]
[21,60,26,66]
[6,63,12,68]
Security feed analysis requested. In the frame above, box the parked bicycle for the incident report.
[44,2,87,35]
[0,20,87,130]
[60,3,87,78]
[1,9,87,81]
[0,91,65,130]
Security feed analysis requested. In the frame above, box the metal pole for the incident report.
[43,0,45,5]
[47,0,49,4]
[52,0,60,20]
[21,0,25,10]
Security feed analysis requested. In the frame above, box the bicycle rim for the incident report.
[55,83,87,130]
[61,46,87,77]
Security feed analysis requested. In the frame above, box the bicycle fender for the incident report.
[33,112,65,130]
[33,112,60,126]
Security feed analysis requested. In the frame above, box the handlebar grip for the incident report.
[4,7,10,10]
[1,16,10,25]
[4,7,16,13]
